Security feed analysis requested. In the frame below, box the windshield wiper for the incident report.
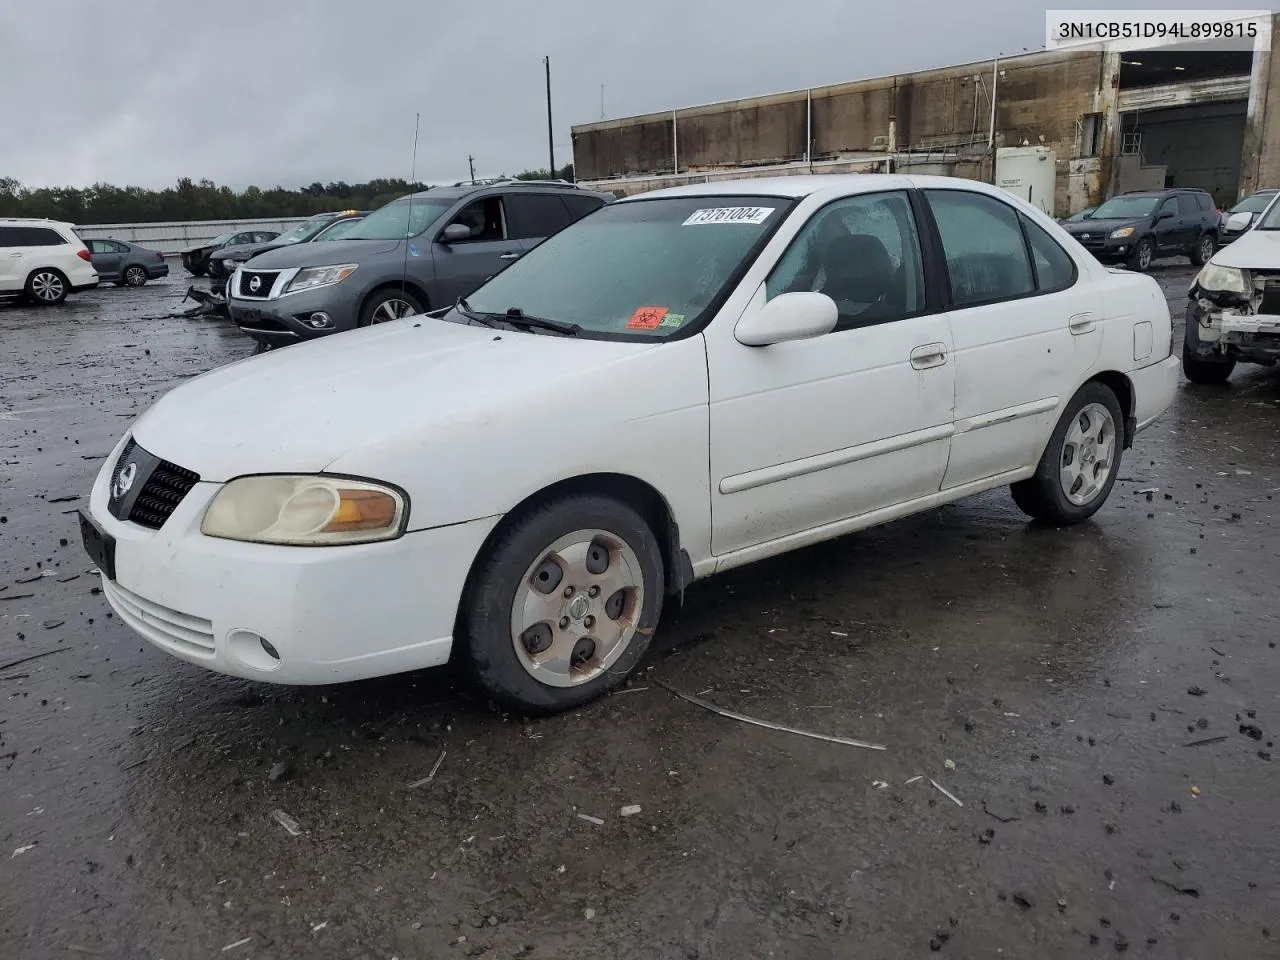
[456,297,501,328]
[500,307,581,336]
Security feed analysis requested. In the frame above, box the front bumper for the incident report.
[1188,298,1280,364]
[1073,237,1133,262]
[86,441,500,684]
[228,282,362,346]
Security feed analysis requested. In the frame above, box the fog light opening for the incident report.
[302,312,334,329]
[226,629,283,671]
[260,637,281,661]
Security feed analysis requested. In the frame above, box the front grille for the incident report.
[129,460,200,529]
[1075,234,1106,250]
[238,270,279,298]
[103,579,215,658]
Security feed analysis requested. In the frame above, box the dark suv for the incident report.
[1059,188,1218,271]
[228,180,613,349]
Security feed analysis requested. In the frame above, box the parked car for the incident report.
[206,211,369,296]
[181,230,279,277]
[1217,189,1278,244]
[1060,207,1096,224]
[1184,194,1280,383]
[1059,188,1219,271]
[227,181,612,349]
[83,238,169,287]
[0,218,99,305]
[80,174,1178,713]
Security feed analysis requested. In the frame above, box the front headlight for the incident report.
[1109,227,1135,239]
[1194,263,1250,296]
[283,263,358,296]
[201,475,407,546]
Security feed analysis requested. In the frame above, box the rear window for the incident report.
[0,226,67,247]
[506,194,576,240]
[564,194,607,218]
[1198,193,1214,212]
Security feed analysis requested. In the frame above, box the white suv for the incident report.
[0,218,100,305]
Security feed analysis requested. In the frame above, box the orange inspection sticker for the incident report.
[627,306,669,330]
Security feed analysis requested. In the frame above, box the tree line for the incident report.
[0,165,576,224]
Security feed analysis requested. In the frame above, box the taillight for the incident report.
[155,252,164,260]
[76,249,91,262]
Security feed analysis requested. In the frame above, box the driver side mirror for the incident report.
[1157,210,1175,222]
[441,223,472,243]
[1226,212,1252,231]
[736,292,838,347]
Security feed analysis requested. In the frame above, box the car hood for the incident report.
[129,319,649,482]
[181,243,217,254]
[213,240,282,262]
[1209,228,1280,269]
[1061,218,1141,235]
[242,238,400,269]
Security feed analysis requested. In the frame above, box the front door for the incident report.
[1152,197,1182,255]
[432,196,524,305]
[707,189,955,559]
[919,187,1102,489]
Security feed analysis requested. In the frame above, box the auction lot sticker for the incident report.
[683,206,775,226]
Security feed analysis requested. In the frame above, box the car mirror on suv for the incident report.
[1226,212,1253,232]
[442,223,472,243]
[736,292,838,347]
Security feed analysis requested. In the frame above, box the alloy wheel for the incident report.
[1059,402,1117,506]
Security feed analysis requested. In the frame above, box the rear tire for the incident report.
[1011,382,1124,525]
[457,494,664,714]
[358,289,423,327]
[123,265,148,287]
[1189,233,1216,266]
[1127,238,1155,272]
[26,268,68,305]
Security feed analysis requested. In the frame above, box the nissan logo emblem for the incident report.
[249,275,262,293]
[111,461,138,500]
[1081,233,1091,239]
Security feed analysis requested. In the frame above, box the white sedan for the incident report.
[81,175,1178,713]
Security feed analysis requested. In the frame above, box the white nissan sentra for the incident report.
[81,175,1178,713]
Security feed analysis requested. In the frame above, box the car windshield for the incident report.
[1233,192,1277,216]
[209,232,235,246]
[275,218,333,244]
[342,197,454,240]
[1089,196,1160,219]
[315,218,362,240]
[1068,208,1095,222]
[459,195,789,339]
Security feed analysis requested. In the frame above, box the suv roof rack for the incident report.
[450,177,582,190]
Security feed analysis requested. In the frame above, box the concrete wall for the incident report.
[573,49,1106,214]
[1241,13,1280,195]
[74,217,311,255]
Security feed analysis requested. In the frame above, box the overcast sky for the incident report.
[0,0,1246,190]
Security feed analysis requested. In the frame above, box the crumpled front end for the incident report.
[1189,271,1280,366]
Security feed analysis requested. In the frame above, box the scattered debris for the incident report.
[0,648,70,673]
[1183,736,1227,748]
[620,805,642,817]
[11,842,37,858]
[871,780,889,790]
[1241,724,1264,741]
[583,907,596,921]
[944,759,956,771]
[407,750,447,788]
[655,681,885,751]
[271,809,302,836]
[0,593,36,602]
[42,620,65,630]
[311,921,328,933]
[903,776,923,785]
[928,778,963,807]
[611,686,649,695]
[1190,786,1201,797]
[1011,891,1034,909]
[221,936,253,952]
[267,761,293,783]
[1152,876,1200,898]
[576,813,605,826]
[982,803,1020,823]
[1187,686,1208,697]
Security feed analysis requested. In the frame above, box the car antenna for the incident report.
[401,111,420,309]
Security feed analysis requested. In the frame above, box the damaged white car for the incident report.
[1185,196,1280,383]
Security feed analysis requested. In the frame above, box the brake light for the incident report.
[76,249,91,262]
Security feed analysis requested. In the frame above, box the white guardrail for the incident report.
[74,217,313,257]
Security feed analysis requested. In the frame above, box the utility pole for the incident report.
[600,84,606,120]
[468,155,476,181]
[544,56,555,177]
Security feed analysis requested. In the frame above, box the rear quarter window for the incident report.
[5,227,68,246]
[564,194,606,219]
[1197,194,1213,212]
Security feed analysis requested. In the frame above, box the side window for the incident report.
[446,197,506,243]
[1198,194,1214,212]
[256,232,277,242]
[564,194,606,220]
[1157,198,1178,220]
[109,240,129,253]
[23,228,66,247]
[766,190,926,331]
[505,194,575,240]
[1177,195,1200,216]
[0,226,18,248]
[85,239,102,254]
[925,190,1034,306]
[1021,216,1077,292]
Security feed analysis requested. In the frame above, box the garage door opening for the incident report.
[1117,101,1247,208]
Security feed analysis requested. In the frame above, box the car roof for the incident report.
[622,174,1021,203]
[0,217,75,228]
[398,182,613,203]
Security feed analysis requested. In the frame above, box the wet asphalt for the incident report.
[1,260,1279,960]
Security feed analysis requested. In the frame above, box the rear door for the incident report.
[89,240,123,280]
[431,195,520,304]
[921,186,1102,490]
[505,193,577,255]
[0,226,27,292]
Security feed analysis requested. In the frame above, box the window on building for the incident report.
[1078,113,1102,158]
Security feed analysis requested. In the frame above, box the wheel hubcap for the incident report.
[32,273,63,301]
[127,268,145,285]
[1200,238,1212,260]
[1139,245,1151,268]
[510,529,644,688]
[1060,402,1116,506]
[371,298,415,324]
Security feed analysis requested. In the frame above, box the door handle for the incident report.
[909,343,948,369]
[1069,312,1097,335]
[498,252,520,261]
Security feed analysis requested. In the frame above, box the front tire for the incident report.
[358,289,423,327]
[26,269,68,305]
[458,494,664,714]
[1011,382,1124,525]
[1127,237,1155,272]
[1182,308,1235,384]
[1190,233,1216,267]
